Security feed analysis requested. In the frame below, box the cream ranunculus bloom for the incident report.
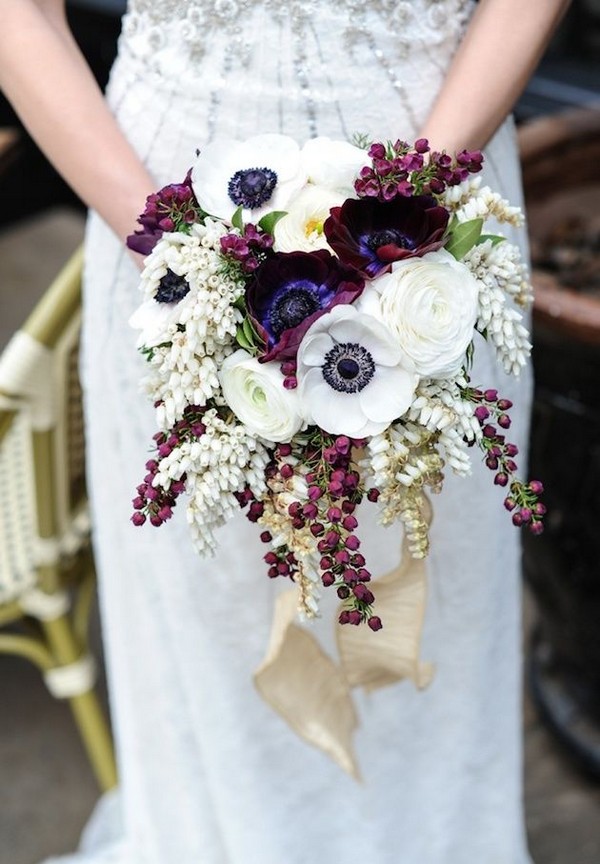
[219,349,305,443]
[272,185,344,253]
[301,137,367,195]
[364,249,480,379]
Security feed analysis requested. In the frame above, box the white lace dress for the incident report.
[47,1,533,862]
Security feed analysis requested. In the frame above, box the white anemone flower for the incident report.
[273,185,344,253]
[301,137,367,195]
[297,304,417,438]
[191,133,307,223]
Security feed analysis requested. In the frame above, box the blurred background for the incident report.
[0,1,599,862]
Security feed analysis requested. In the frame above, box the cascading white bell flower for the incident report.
[296,304,417,438]
[359,249,480,379]
[220,349,305,443]
[191,133,307,223]
[272,185,344,253]
[301,137,367,196]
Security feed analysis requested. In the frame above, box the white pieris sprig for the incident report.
[185,409,270,556]
[443,176,524,228]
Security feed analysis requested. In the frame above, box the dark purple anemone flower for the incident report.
[246,250,364,363]
[323,195,449,279]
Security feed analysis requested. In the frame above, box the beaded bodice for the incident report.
[114,0,474,152]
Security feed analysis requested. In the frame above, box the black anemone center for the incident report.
[268,282,321,338]
[155,269,191,304]
[366,228,415,252]
[228,167,278,209]
[322,342,376,394]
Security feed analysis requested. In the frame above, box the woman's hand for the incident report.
[0,0,155,243]
[418,0,571,153]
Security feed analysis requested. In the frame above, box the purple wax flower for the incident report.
[246,249,364,362]
[126,169,201,256]
[323,195,449,279]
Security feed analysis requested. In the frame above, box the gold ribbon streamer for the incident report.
[254,516,434,778]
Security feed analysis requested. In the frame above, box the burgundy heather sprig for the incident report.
[354,138,484,203]
[219,223,274,274]
[131,404,207,527]
[126,169,203,256]
[469,388,545,534]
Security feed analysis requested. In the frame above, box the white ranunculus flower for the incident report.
[191,133,307,223]
[272,185,344,253]
[220,349,305,443]
[301,137,367,195]
[366,249,480,379]
[296,304,417,438]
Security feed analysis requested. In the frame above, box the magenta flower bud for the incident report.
[311,523,325,538]
[325,530,339,548]
[248,501,265,522]
[505,443,519,457]
[308,485,323,501]
[145,487,159,502]
[482,424,496,439]
[292,517,305,530]
[337,586,350,600]
[331,469,346,482]
[512,512,523,527]
[302,502,319,520]
[342,500,356,514]
[329,480,344,496]
[288,501,302,517]
[343,568,358,584]
[167,434,179,448]
[534,503,547,516]
[268,566,279,579]
[335,549,351,565]
[474,405,490,422]
[529,521,544,536]
[357,568,371,582]
[283,376,298,390]
[150,514,163,527]
[323,446,338,463]
[485,390,498,405]
[345,535,360,551]
[131,512,146,526]
[264,552,278,565]
[335,435,351,455]
[504,497,516,512]
[320,556,333,569]
[368,616,383,631]
[352,553,366,567]
[327,506,342,523]
[260,531,272,543]
[505,459,518,473]
[497,399,513,411]
[414,138,430,154]
[519,508,532,524]
[348,610,362,626]
[497,414,511,429]
[529,480,544,495]
[485,456,499,471]
[353,584,374,604]
[342,515,358,531]
[132,496,145,510]
[494,473,508,487]
[158,506,173,521]
[277,443,292,457]
[145,459,158,472]
[322,571,336,587]
[338,609,351,625]
[280,362,296,378]
[280,463,293,479]
[157,443,172,458]
[367,488,380,503]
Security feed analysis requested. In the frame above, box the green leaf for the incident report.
[235,324,253,351]
[242,316,258,345]
[444,217,483,260]
[477,233,505,247]
[258,211,287,235]
[231,205,244,232]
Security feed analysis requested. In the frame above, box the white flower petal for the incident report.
[358,365,416,423]
[301,137,367,194]
[298,332,335,367]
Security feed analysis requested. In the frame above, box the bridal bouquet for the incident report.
[127,134,544,630]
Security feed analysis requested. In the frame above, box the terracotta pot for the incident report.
[519,108,600,777]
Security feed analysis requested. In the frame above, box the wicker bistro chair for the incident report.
[0,247,117,792]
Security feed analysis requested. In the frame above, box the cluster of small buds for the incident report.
[447,178,524,228]
[469,388,545,533]
[279,359,298,390]
[354,138,483,202]
[465,238,533,309]
[219,223,274,274]
[126,169,202,256]
[131,404,207,528]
